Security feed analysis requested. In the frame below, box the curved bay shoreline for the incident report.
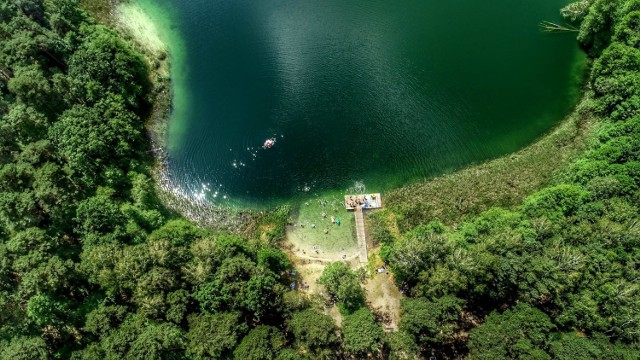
[83,0,261,235]
[86,0,598,237]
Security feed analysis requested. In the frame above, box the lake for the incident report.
[141,0,585,208]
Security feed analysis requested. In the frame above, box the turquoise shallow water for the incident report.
[142,0,585,208]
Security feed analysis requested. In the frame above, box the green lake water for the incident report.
[141,0,585,208]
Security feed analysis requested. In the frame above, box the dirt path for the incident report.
[364,271,403,331]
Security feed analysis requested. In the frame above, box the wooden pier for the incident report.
[345,193,382,264]
[354,206,367,263]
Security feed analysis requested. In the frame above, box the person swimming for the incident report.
[263,138,276,149]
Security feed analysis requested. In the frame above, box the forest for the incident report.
[0,0,638,359]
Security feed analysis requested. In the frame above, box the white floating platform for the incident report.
[344,193,382,210]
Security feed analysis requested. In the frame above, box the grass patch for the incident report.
[385,97,600,233]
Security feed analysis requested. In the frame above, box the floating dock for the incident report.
[344,193,382,210]
[344,193,382,263]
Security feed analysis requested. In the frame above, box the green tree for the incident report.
[387,222,453,288]
[68,25,148,107]
[7,65,62,115]
[614,11,640,48]
[126,322,184,360]
[275,349,305,360]
[185,312,248,359]
[317,262,364,312]
[244,273,284,321]
[2,104,48,146]
[549,332,602,360]
[26,293,68,327]
[210,234,255,263]
[0,336,48,360]
[96,314,184,359]
[83,304,129,338]
[75,188,125,238]
[148,219,203,246]
[287,309,337,353]
[233,325,286,360]
[384,331,419,360]
[112,244,153,294]
[589,43,640,119]
[578,0,621,55]
[165,289,190,324]
[50,97,141,185]
[44,0,85,36]
[399,296,462,345]
[17,255,76,298]
[522,184,588,220]
[133,266,178,319]
[341,308,384,357]
[257,247,291,274]
[467,303,554,360]
[195,256,256,313]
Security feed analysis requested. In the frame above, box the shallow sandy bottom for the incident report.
[286,196,358,261]
[116,2,168,75]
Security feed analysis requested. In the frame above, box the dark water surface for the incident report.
[144,0,584,208]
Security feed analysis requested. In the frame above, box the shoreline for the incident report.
[92,0,598,240]
[383,94,599,232]
[99,0,262,235]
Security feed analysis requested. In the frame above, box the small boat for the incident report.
[263,138,276,149]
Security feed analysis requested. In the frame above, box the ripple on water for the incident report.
[147,0,586,208]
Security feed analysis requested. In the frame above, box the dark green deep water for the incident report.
[146,0,584,208]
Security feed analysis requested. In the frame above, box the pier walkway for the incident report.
[345,193,382,264]
[355,207,367,263]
